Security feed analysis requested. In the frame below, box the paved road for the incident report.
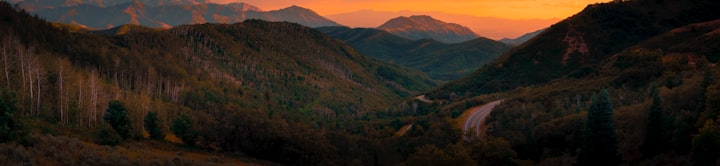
[394,123,414,137]
[463,100,503,136]
[414,95,432,103]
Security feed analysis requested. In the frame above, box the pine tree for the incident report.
[144,111,164,140]
[0,90,21,143]
[577,90,619,166]
[692,120,720,165]
[103,100,133,139]
[640,86,672,158]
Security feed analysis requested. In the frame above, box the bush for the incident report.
[144,112,164,140]
[103,100,133,139]
[171,114,199,146]
[95,125,122,146]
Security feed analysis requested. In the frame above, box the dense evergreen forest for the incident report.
[1,0,720,165]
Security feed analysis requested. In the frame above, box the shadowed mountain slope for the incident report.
[318,26,509,80]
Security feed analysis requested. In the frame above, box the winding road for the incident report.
[463,100,503,136]
[414,95,433,103]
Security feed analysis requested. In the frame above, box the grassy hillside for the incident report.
[428,0,720,99]
[317,26,510,81]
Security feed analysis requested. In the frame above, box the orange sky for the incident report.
[209,0,609,20]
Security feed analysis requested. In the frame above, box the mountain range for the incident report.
[21,0,341,29]
[14,0,205,9]
[378,15,478,43]
[318,25,509,80]
[327,10,561,40]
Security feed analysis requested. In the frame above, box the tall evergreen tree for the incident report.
[577,90,619,166]
[640,86,672,158]
[103,100,133,139]
[0,90,21,143]
[144,111,164,140]
[692,120,720,165]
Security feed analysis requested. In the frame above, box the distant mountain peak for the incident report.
[278,5,314,13]
[224,2,262,11]
[266,5,342,27]
[406,15,435,20]
[378,15,477,43]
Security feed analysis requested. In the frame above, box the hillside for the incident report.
[470,18,720,164]
[318,26,510,80]
[408,0,720,164]
[428,0,720,99]
[378,15,478,43]
[0,2,436,164]
[498,28,544,46]
[28,1,340,29]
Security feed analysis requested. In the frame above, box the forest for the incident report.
[1,0,720,165]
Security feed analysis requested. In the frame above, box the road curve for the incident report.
[463,100,503,136]
[414,95,433,103]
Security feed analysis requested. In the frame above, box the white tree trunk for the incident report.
[59,60,64,124]
[18,46,26,114]
[1,37,9,88]
[77,77,83,126]
[28,58,34,117]
[89,70,98,127]
[35,65,41,118]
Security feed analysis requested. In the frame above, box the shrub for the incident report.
[171,114,199,146]
[144,112,164,140]
[95,125,122,146]
[103,100,133,139]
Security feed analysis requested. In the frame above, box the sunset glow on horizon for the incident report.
[209,0,609,20]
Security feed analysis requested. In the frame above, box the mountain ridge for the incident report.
[378,15,478,43]
[25,1,341,29]
[499,28,545,46]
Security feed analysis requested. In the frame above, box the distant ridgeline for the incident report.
[16,0,341,29]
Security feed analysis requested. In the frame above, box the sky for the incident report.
[208,0,609,20]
